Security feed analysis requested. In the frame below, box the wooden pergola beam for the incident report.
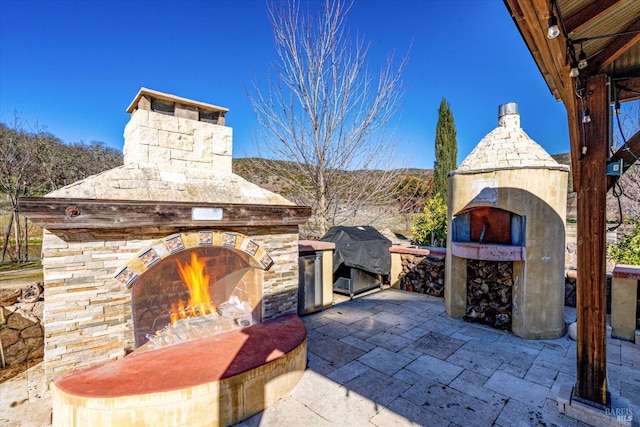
[586,17,640,73]
[564,0,622,35]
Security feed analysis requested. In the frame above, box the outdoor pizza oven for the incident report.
[445,103,569,339]
[19,88,311,381]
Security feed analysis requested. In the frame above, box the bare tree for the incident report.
[248,0,408,235]
[0,117,46,261]
[0,118,123,261]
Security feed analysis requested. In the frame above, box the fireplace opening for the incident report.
[131,246,261,349]
[453,207,525,246]
[464,260,513,330]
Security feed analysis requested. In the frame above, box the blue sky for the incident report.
[0,0,571,169]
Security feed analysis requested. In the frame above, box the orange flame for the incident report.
[170,253,217,325]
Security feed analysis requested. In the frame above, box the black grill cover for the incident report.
[320,226,392,275]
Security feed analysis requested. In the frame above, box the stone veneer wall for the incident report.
[42,225,299,382]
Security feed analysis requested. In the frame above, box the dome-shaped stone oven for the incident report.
[457,103,563,172]
[445,103,569,340]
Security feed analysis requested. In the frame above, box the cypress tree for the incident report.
[433,97,457,200]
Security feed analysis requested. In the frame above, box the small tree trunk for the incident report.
[13,208,22,261]
[317,163,328,235]
[1,212,13,262]
[24,216,29,262]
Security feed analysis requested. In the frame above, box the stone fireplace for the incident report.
[19,88,311,382]
[445,103,569,339]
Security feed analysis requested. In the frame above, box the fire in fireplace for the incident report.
[130,244,259,350]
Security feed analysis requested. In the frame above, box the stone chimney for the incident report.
[45,88,291,205]
[123,88,232,176]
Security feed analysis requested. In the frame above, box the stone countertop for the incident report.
[298,240,335,252]
[389,245,447,257]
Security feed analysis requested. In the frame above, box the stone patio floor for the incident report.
[2,288,639,426]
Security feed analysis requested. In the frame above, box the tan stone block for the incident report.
[157,129,188,150]
[148,111,179,133]
[177,116,198,135]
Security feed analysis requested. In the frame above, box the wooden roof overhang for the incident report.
[503,0,640,410]
[503,0,640,190]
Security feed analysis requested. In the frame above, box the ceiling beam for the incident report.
[585,17,640,73]
[616,79,640,102]
[564,0,622,35]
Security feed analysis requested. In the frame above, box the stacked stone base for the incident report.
[0,301,44,367]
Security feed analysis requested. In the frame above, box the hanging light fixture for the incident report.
[582,108,591,123]
[569,59,580,78]
[547,16,560,39]
[578,45,588,69]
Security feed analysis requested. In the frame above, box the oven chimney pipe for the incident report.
[498,102,519,128]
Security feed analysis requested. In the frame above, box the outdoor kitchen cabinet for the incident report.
[298,240,335,315]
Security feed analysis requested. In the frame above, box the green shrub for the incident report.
[607,219,640,265]
[412,195,447,246]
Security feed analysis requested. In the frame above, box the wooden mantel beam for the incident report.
[18,197,312,230]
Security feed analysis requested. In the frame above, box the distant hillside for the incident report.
[232,158,433,197]
[234,153,636,225]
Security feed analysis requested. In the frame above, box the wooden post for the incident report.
[575,74,609,406]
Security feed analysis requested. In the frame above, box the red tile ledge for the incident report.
[612,264,640,280]
[53,314,306,398]
[299,240,335,252]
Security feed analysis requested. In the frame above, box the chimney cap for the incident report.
[498,102,518,118]
[126,87,229,115]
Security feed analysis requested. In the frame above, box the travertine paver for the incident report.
[402,378,503,427]
[241,288,639,426]
[4,288,640,426]
[344,369,410,407]
[306,335,365,369]
[357,347,412,375]
[371,397,451,427]
[365,331,412,352]
[405,354,465,385]
[410,331,466,359]
[326,360,370,385]
[485,370,550,408]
